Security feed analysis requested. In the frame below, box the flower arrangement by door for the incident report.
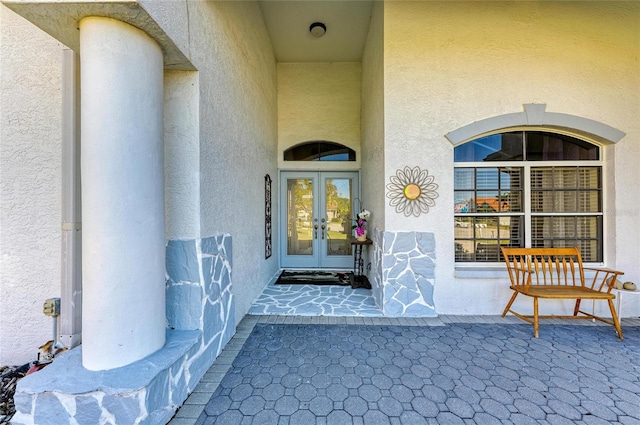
[353,209,371,241]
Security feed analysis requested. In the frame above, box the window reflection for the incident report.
[284,141,356,161]
[454,132,602,262]
[454,131,599,162]
[526,132,599,161]
[454,133,523,162]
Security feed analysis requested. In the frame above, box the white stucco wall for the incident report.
[139,0,190,60]
[187,1,279,324]
[2,3,638,370]
[164,70,200,240]
[0,6,64,365]
[360,2,385,233]
[278,62,362,169]
[383,1,640,316]
[1,0,279,364]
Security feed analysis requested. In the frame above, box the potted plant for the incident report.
[353,209,370,241]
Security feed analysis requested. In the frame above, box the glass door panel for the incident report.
[281,173,319,268]
[286,178,314,256]
[319,172,357,269]
[323,177,353,257]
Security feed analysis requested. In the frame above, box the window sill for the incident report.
[454,263,608,279]
[454,265,507,279]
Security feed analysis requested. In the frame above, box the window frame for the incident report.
[454,131,605,265]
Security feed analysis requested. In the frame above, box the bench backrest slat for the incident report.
[501,247,585,290]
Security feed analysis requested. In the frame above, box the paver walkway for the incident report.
[170,315,640,425]
[248,284,382,317]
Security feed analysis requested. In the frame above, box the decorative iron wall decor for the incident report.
[386,166,439,217]
[265,174,272,259]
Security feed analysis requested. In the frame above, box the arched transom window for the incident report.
[284,141,356,161]
[454,131,602,263]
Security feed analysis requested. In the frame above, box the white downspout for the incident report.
[60,49,82,349]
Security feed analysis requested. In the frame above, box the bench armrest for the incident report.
[583,266,624,274]
[583,267,624,293]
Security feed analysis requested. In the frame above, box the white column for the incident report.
[80,17,165,370]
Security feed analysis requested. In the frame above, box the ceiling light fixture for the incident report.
[309,22,326,38]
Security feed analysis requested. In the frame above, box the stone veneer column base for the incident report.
[12,235,234,424]
[372,229,437,317]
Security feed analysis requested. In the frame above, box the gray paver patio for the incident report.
[169,315,640,425]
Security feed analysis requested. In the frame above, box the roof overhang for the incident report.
[3,0,195,70]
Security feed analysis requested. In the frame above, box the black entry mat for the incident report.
[275,270,352,286]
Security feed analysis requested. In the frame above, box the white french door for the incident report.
[280,171,359,269]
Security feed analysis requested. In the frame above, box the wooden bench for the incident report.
[501,247,625,339]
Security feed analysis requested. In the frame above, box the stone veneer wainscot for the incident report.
[12,235,234,425]
[372,229,437,317]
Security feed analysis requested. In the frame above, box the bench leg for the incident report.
[502,292,518,317]
[573,299,581,316]
[607,299,624,340]
[533,297,539,338]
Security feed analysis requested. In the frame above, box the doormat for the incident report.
[275,270,353,286]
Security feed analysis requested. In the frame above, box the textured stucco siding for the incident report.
[277,62,362,169]
[361,2,385,234]
[2,1,639,375]
[164,70,200,240]
[187,1,279,325]
[139,0,190,60]
[382,1,640,316]
[0,6,65,365]
[1,0,280,364]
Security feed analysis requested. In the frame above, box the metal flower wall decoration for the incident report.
[386,166,439,217]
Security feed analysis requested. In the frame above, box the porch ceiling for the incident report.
[259,0,373,63]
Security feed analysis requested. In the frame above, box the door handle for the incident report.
[314,224,318,239]
[321,224,325,240]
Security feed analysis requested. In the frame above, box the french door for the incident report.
[280,171,359,269]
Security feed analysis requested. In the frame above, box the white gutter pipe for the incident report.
[60,49,82,349]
